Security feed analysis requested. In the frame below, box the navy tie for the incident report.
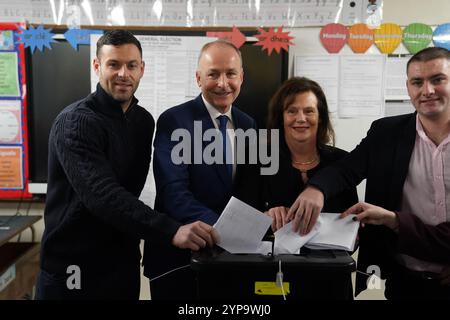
[217,115,233,180]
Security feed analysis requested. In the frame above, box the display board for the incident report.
[0,22,32,199]
[26,31,288,194]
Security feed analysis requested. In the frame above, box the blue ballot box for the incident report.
[191,247,356,300]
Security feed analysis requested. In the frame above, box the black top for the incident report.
[40,84,181,298]
[261,143,359,213]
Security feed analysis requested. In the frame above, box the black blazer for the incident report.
[309,113,450,295]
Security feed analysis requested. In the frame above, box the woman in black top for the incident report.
[263,77,358,231]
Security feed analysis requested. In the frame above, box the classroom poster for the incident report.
[0,52,20,97]
[0,100,21,144]
[0,146,23,189]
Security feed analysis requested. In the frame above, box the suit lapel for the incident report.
[389,114,416,209]
[193,96,232,190]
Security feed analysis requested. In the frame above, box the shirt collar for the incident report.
[416,114,450,147]
[201,94,233,124]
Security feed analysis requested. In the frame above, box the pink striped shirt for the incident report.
[398,115,450,273]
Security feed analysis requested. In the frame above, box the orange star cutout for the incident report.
[254,26,294,55]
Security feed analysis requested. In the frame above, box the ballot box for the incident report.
[191,247,355,300]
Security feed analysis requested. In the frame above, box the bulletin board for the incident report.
[0,22,32,199]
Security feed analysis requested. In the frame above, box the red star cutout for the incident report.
[254,26,294,55]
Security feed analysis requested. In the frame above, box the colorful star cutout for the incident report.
[17,24,56,53]
[254,26,294,56]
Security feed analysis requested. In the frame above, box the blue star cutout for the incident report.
[17,24,56,53]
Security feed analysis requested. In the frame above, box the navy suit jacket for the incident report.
[143,95,257,278]
[309,113,450,295]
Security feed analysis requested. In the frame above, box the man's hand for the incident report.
[340,202,399,232]
[265,207,291,231]
[172,221,219,251]
[288,186,324,235]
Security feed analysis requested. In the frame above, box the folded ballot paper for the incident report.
[275,213,360,253]
[305,213,360,251]
[214,197,359,254]
[274,220,321,254]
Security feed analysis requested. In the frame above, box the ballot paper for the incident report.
[273,221,321,254]
[305,213,360,251]
[214,197,272,253]
[272,213,359,253]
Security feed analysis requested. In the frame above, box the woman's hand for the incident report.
[340,202,399,232]
[265,206,291,231]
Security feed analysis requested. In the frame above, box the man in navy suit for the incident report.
[289,47,450,299]
[143,40,257,299]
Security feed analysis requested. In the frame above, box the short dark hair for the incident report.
[407,47,450,73]
[96,30,142,58]
[197,39,243,67]
[267,76,335,147]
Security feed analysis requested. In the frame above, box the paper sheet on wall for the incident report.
[385,55,410,100]
[0,52,20,97]
[0,100,21,144]
[0,146,23,189]
[294,55,339,115]
[294,54,386,118]
[339,55,386,118]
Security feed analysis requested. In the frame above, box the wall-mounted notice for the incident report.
[339,55,385,118]
[0,100,21,144]
[295,55,339,115]
[0,146,23,189]
[385,55,410,100]
[0,52,20,97]
[295,54,386,118]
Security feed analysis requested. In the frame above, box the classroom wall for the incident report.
[289,0,450,151]
[286,0,450,197]
[1,0,449,299]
